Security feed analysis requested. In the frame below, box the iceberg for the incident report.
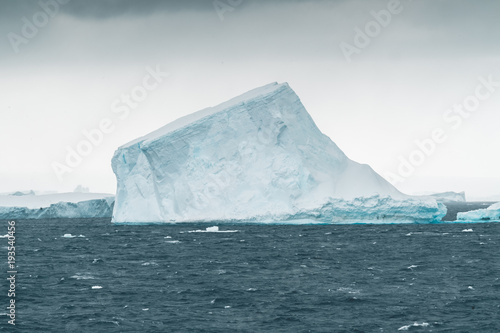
[429,191,466,202]
[0,193,114,220]
[457,202,500,222]
[111,82,445,223]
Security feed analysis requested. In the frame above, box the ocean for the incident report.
[1,218,499,332]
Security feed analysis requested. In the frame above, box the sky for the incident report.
[0,0,499,200]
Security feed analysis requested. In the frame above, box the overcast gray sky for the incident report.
[1,0,499,200]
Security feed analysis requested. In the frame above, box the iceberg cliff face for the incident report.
[112,82,445,223]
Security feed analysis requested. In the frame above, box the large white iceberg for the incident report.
[111,82,445,223]
[457,202,500,222]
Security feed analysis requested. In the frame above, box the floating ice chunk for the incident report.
[187,226,239,233]
[91,286,102,289]
[0,234,8,238]
[62,234,86,238]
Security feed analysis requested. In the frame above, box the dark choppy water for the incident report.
[1,219,499,332]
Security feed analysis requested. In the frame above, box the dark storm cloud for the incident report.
[0,0,317,19]
[60,0,217,18]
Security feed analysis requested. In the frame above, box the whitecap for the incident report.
[462,229,473,232]
[0,234,9,238]
[398,322,429,330]
[165,240,181,244]
[142,261,159,266]
[70,273,95,280]
[62,234,76,238]
[407,265,418,270]
[91,286,102,289]
[164,236,172,239]
[337,287,360,294]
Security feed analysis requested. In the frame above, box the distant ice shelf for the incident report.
[111,82,446,224]
[0,193,114,220]
[429,191,466,203]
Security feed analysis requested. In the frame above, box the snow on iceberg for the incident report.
[457,202,500,222]
[111,82,445,224]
